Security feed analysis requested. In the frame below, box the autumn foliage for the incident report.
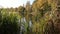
[0,0,60,34]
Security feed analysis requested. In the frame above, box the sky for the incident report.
[0,0,34,8]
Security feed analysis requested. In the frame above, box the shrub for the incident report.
[0,12,21,34]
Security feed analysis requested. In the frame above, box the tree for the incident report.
[25,1,32,34]
[18,6,25,17]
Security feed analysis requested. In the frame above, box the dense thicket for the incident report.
[0,9,21,34]
[0,0,60,34]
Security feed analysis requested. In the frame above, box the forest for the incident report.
[0,0,60,34]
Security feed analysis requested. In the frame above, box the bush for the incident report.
[0,12,21,34]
